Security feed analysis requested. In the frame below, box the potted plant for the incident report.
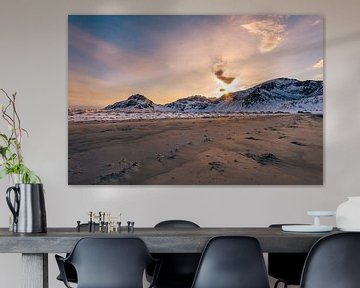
[0,89,41,183]
[0,88,46,233]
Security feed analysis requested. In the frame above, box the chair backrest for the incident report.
[191,236,269,288]
[155,220,200,228]
[300,232,360,288]
[151,220,201,285]
[67,237,154,288]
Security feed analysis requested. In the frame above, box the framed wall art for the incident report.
[68,15,323,185]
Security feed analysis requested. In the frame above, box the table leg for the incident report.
[22,253,48,288]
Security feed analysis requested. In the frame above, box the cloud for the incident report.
[241,18,286,53]
[212,59,240,96]
[214,69,236,84]
[312,19,321,26]
[312,59,324,69]
[314,74,323,80]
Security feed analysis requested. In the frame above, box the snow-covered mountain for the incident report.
[164,95,216,112]
[105,94,158,111]
[105,78,323,113]
[215,78,323,113]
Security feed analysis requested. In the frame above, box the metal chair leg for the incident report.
[274,280,289,288]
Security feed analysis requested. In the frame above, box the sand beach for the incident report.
[68,114,323,185]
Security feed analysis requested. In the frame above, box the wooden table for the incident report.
[0,227,338,288]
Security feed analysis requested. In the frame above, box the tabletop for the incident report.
[0,227,339,253]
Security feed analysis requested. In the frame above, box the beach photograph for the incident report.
[68,15,323,185]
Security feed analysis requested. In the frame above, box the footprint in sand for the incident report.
[245,136,260,141]
[208,161,225,172]
[291,141,306,146]
[243,153,280,165]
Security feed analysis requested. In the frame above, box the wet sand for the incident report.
[68,114,323,185]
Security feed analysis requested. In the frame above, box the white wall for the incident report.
[0,0,360,287]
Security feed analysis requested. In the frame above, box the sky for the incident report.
[68,15,324,108]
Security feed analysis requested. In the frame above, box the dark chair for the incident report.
[154,220,200,229]
[55,237,160,288]
[56,223,99,284]
[191,236,270,288]
[300,232,360,288]
[56,262,77,284]
[147,220,201,288]
[268,224,308,288]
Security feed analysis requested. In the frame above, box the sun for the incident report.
[214,77,241,97]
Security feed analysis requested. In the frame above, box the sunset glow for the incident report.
[68,15,324,108]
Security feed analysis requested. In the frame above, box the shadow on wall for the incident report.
[327,31,360,46]
[91,0,180,14]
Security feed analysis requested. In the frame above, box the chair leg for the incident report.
[274,280,290,288]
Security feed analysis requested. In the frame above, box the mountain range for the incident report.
[105,78,323,113]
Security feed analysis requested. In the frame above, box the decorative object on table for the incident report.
[282,211,335,232]
[0,89,46,233]
[76,221,81,232]
[336,196,360,231]
[68,15,323,185]
[6,183,46,233]
[78,211,122,232]
[127,221,135,233]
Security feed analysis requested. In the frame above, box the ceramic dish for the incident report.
[282,225,333,232]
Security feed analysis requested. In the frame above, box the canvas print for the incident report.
[68,15,323,185]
